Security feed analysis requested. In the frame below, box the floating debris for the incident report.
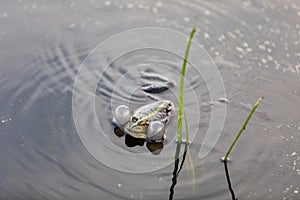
[141,82,174,93]
[1,118,12,123]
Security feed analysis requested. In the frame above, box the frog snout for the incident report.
[126,121,146,133]
[129,123,140,129]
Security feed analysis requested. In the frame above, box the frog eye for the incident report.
[167,103,173,110]
[132,116,138,123]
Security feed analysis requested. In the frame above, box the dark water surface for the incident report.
[1,1,299,199]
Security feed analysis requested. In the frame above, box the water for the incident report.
[1,1,299,199]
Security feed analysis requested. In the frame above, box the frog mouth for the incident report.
[124,123,147,139]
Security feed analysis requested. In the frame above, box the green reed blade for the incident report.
[223,96,264,161]
[178,20,197,143]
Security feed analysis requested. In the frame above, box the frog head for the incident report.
[124,116,149,139]
[114,100,173,141]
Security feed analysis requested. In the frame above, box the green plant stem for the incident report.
[224,96,264,161]
[177,21,197,144]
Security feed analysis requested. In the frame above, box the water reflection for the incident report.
[169,142,188,200]
[113,126,164,155]
[223,161,237,200]
[146,142,164,155]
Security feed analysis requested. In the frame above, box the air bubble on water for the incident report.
[241,20,247,26]
[243,0,252,7]
[127,3,133,9]
[2,13,7,18]
[69,23,76,28]
[291,152,296,156]
[204,10,211,16]
[259,45,266,50]
[204,32,210,39]
[137,4,144,9]
[184,17,190,22]
[236,46,244,53]
[267,55,273,61]
[104,1,111,6]
[258,24,263,30]
[278,124,282,128]
[261,58,267,64]
[218,34,226,42]
[152,7,158,13]
[117,183,122,187]
[227,32,236,39]
[156,2,162,7]
[139,192,143,198]
[235,29,244,37]
[295,190,299,194]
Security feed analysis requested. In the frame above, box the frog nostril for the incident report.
[139,122,146,127]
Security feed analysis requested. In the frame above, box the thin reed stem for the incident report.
[224,96,264,161]
[177,20,197,143]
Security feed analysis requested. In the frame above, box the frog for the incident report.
[113,100,174,142]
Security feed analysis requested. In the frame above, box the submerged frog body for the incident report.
[114,100,174,142]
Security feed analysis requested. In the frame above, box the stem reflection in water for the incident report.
[223,161,237,200]
[169,142,188,200]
